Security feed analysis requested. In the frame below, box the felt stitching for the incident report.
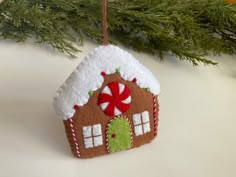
[107,117,132,152]
[53,45,160,120]
[105,116,133,153]
[153,95,158,137]
[68,118,80,157]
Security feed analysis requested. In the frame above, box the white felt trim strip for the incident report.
[53,45,160,120]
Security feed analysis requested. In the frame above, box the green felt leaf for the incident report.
[88,90,93,96]
[115,67,120,73]
[107,117,131,153]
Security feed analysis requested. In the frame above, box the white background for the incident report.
[0,40,236,177]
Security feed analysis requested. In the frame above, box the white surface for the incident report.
[0,41,236,177]
[53,45,160,120]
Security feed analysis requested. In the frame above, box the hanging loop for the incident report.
[103,0,108,45]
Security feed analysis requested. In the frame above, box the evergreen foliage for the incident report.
[0,0,236,65]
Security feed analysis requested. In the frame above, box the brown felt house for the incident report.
[53,45,160,158]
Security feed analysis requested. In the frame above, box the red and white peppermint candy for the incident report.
[98,82,131,116]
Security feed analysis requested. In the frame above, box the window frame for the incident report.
[133,111,151,136]
[82,124,103,149]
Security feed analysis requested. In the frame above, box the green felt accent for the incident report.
[107,117,131,153]
[146,87,150,92]
[88,90,93,96]
[115,67,120,73]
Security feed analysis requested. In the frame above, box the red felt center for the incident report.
[111,134,116,138]
[98,81,131,116]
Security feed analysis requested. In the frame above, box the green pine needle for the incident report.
[0,0,236,65]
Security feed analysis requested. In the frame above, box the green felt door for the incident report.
[107,117,132,153]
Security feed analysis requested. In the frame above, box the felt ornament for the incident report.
[52,0,160,158]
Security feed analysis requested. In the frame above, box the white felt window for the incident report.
[133,111,151,136]
[82,124,103,149]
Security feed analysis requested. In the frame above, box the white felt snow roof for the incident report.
[53,45,160,120]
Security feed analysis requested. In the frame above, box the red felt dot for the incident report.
[101,72,106,76]
[73,105,79,110]
[132,78,137,83]
[111,134,116,138]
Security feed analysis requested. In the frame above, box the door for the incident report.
[107,117,132,153]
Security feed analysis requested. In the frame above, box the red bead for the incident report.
[73,105,79,110]
[111,134,116,138]
[132,78,137,83]
[101,72,106,76]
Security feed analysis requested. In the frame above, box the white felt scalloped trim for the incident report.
[53,45,160,120]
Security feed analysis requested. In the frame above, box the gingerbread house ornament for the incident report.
[53,45,160,158]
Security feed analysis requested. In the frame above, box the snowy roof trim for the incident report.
[53,45,160,120]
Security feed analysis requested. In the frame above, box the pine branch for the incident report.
[0,0,236,65]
